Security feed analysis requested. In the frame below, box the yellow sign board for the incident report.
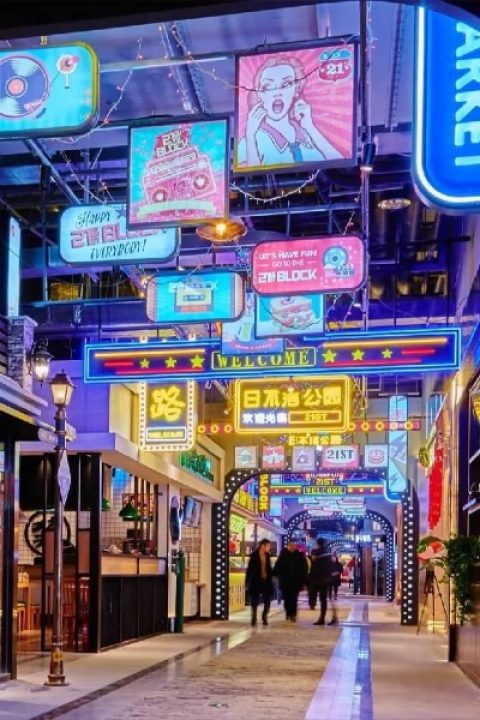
[234,376,352,434]
[139,381,196,451]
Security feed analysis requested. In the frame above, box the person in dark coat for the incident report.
[246,538,274,626]
[310,538,334,625]
[329,553,343,600]
[273,540,308,621]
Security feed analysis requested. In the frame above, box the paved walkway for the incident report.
[1,596,480,720]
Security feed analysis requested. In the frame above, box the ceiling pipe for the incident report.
[385,3,406,131]
[24,139,81,206]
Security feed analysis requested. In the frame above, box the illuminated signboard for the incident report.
[234,376,351,434]
[255,293,324,337]
[7,217,21,317]
[128,118,229,228]
[0,44,98,138]
[139,381,196,452]
[234,446,258,469]
[304,485,346,496]
[414,9,480,211]
[386,396,408,500]
[146,271,244,324]
[234,40,357,173]
[84,329,460,383]
[258,474,271,512]
[59,204,179,265]
[222,291,284,355]
[321,445,360,470]
[287,434,343,447]
[262,445,286,471]
[364,444,389,469]
[252,236,365,295]
[292,446,317,472]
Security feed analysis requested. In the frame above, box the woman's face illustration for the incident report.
[258,63,296,120]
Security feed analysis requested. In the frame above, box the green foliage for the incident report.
[443,536,480,625]
[418,535,480,625]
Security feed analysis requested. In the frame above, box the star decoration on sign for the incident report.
[382,349,393,358]
[140,359,150,369]
[165,357,177,368]
[191,354,205,369]
[323,349,337,363]
[352,349,364,361]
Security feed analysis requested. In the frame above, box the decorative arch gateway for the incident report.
[283,509,395,603]
[212,469,419,624]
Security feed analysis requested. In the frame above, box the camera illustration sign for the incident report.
[59,204,179,265]
[128,118,229,227]
[139,381,196,452]
[252,236,365,295]
[234,40,356,172]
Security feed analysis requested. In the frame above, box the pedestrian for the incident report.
[306,552,317,610]
[246,538,274,627]
[310,538,335,626]
[273,540,308,622]
[329,553,343,601]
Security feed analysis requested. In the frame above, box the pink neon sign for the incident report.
[252,235,365,295]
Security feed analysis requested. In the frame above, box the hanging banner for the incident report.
[414,9,480,211]
[234,445,258,469]
[386,396,408,500]
[255,293,324,337]
[146,271,244,324]
[364,444,389,469]
[234,40,357,173]
[252,236,365,295]
[84,329,461,383]
[7,217,21,317]
[262,445,286,471]
[0,44,98,138]
[128,118,229,228]
[139,381,196,452]
[234,376,352,434]
[222,291,284,355]
[257,473,271,512]
[292,446,317,472]
[59,204,179,265]
[321,445,360,470]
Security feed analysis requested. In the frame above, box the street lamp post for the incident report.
[45,370,75,687]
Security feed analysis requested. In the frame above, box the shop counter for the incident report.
[101,553,167,576]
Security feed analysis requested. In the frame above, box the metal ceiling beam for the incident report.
[24,139,81,206]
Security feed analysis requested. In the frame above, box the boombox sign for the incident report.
[252,236,365,295]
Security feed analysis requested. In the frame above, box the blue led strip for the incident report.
[84,327,461,383]
[413,8,480,211]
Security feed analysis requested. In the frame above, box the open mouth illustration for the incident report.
[272,99,284,115]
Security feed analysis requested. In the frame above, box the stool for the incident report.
[16,605,26,633]
[29,604,41,630]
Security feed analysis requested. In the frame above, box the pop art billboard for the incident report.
[234,39,357,173]
[146,271,244,324]
[255,293,324,337]
[0,44,98,137]
[222,291,284,355]
[59,204,179,265]
[252,236,365,295]
[128,118,229,228]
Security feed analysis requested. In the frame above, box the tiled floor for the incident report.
[1,595,480,720]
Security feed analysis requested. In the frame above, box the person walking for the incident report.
[310,538,334,626]
[329,553,343,601]
[306,552,317,610]
[246,538,274,627]
[273,540,308,622]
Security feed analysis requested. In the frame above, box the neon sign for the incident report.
[139,381,196,452]
[128,118,229,228]
[146,271,245,324]
[321,445,360,470]
[414,9,480,210]
[262,445,286,471]
[222,291,284,355]
[84,329,460,383]
[252,236,365,295]
[59,204,179,265]
[234,376,352,434]
[258,474,271,512]
[255,293,324,337]
[0,44,98,138]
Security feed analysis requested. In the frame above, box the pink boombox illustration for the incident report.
[142,127,216,205]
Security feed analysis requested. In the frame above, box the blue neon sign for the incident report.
[414,8,480,211]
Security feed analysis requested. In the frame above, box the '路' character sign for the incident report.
[139,381,196,452]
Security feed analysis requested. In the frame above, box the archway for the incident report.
[211,469,406,618]
[283,509,395,602]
